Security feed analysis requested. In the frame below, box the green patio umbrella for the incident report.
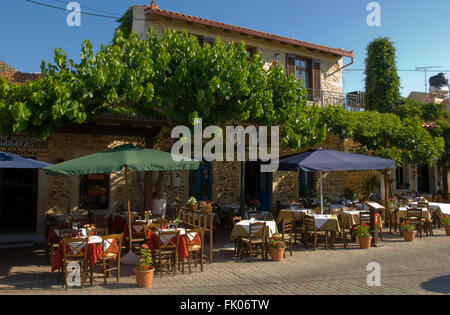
[44,144,200,261]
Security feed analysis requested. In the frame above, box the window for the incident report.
[79,174,109,209]
[395,166,410,190]
[246,46,256,60]
[286,55,311,90]
[295,57,309,89]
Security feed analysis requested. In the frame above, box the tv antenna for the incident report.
[415,66,443,93]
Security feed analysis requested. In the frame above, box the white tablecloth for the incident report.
[236,220,277,236]
[313,215,334,229]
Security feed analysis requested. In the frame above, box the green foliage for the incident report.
[352,224,371,238]
[319,106,444,165]
[136,244,153,271]
[115,9,133,39]
[0,29,325,149]
[365,37,401,113]
[362,173,380,194]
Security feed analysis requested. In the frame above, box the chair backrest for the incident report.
[281,219,293,238]
[249,222,266,239]
[322,205,331,214]
[312,207,321,215]
[144,224,161,235]
[185,228,204,249]
[407,208,422,222]
[418,201,429,209]
[153,219,169,227]
[337,211,347,228]
[62,237,88,260]
[304,215,316,232]
[359,211,371,225]
[131,221,146,238]
[158,230,180,251]
[101,233,123,258]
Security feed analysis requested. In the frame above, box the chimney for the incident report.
[150,1,159,10]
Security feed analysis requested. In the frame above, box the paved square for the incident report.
[0,228,449,295]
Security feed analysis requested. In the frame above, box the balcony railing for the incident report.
[305,89,365,111]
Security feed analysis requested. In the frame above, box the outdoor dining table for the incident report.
[398,207,432,221]
[230,219,278,240]
[51,235,119,272]
[147,228,200,261]
[407,202,450,217]
[277,209,311,223]
[342,210,383,228]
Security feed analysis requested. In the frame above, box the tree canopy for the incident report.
[365,37,401,113]
[0,29,445,166]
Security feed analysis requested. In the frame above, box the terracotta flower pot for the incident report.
[134,267,155,288]
[444,225,450,236]
[269,247,285,261]
[358,237,372,249]
[187,204,198,211]
[200,205,212,213]
[403,230,417,242]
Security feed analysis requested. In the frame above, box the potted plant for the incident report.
[134,244,155,288]
[83,224,96,238]
[440,215,450,236]
[400,220,417,242]
[289,199,297,208]
[186,196,198,211]
[353,224,372,249]
[249,199,260,210]
[267,237,286,261]
[144,210,153,222]
[173,216,181,228]
[199,201,213,213]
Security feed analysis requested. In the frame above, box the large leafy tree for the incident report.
[0,29,444,168]
[0,29,325,149]
[365,37,401,113]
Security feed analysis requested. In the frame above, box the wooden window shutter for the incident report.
[286,54,295,77]
[312,60,321,100]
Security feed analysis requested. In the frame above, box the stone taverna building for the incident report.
[0,3,371,243]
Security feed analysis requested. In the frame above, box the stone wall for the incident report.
[132,6,344,97]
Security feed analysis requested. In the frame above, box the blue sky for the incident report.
[1,0,450,96]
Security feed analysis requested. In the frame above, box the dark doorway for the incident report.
[417,164,430,193]
[0,168,38,234]
[244,161,271,211]
[189,161,211,201]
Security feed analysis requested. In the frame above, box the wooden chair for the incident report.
[272,219,293,257]
[144,223,161,240]
[337,211,352,248]
[322,205,331,214]
[96,233,123,285]
[153,219,170,227]
[240,222,267,262]
[407,208,425,238]
[417,202,433,236]
[126,221,146,251]
[232,216,242,256]
[183,228,204,273]
[303,215,328,251]
[292,212,304,245]
[47,228,73,265]
[62,237,88,290]
[154,230,180,277]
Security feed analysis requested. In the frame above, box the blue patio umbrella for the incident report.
[0,150,51,169]
[277,148,395,213]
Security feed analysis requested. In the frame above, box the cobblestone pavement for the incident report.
[0,228,449,295]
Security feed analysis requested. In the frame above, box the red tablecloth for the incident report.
[51,238,119,272]
[112,216,128,234]
[147,230,200,261]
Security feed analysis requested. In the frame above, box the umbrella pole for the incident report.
[125,165,132,250]
[320,171,323,214]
